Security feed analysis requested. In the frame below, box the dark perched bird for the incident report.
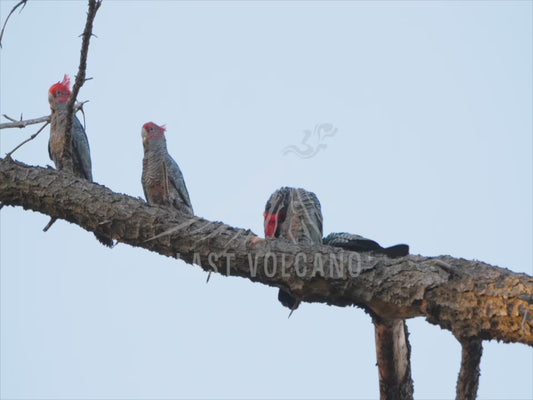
[323,232,408,258]
[264,187,323,311]
[141,122,193,215]
[264,187,409,312]
[47,74,113,247]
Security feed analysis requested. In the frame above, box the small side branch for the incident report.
[0,0,28,48]
[5,121,49,157]
[1,114,50,130]
[1,104,86,157]
[1,102,88,131]
[43,216,57,232]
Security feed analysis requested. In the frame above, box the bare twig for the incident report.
[5,121,49,157]
[1,115,50,130]
[43,216,56,232]
[2,114,20,122]
[1,102,88,131]
[64,0,102,151]
[0,0,28,48]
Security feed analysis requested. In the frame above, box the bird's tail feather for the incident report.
[379,244,409,258]
[94,232,114,248]
[278,289,299,311]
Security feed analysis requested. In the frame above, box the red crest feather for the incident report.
[143,122,166,133]
[61,74,71,90]
[49,74,71,97]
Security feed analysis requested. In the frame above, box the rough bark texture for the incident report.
[456,338,483,400]
[1,157,532,346]
[374,319,413,400]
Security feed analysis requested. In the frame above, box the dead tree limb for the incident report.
[62,0,101,172]
[374,319,413,400]
[0,102,88,131]
[0,114,50,129]
[1,157,531,348]
[456,338,483,400]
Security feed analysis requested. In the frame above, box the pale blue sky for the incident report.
[1,1,531,399]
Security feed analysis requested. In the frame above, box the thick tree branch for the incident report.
[0,157,532,346]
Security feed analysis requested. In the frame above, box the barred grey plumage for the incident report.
[141,122,193,215]
[48,76,92,180]
[264,187,323,311]
[323,232,409,258]
[48,74,113,248]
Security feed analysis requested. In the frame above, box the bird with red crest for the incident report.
[141,122,194,215]
[48,74,92,178]
[47,74,113,247]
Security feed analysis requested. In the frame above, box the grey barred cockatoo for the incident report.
[264,187,324,311]
[48,74,113,248]
[141,122,194,215]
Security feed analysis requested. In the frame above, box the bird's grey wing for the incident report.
[323,232,382,251]
[166,154,193,213]
[71,114,93,181]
